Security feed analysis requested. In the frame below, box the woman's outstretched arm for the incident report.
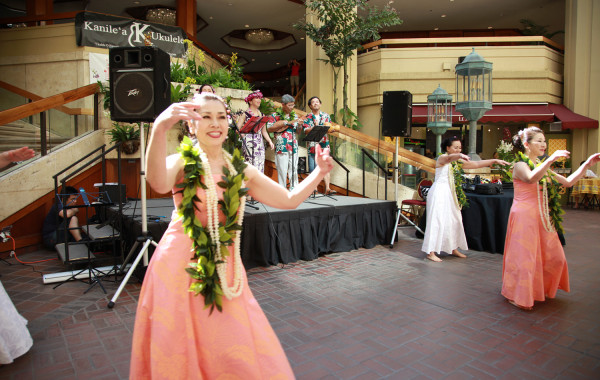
[245,145,334,209]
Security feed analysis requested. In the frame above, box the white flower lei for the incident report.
[196,146,246,300]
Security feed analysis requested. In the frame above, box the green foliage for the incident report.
[259,98,277,116]
[295,0,402,125]
[520,19,564,39]
[495,140,515,183]
[171,42,253,91]
[171,83,192,103]
[107,123,140,143]
[97,81,110,111]
[337,108,362,131]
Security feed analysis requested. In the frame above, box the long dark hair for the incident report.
[513,126,543,151]
[441,136,461,153]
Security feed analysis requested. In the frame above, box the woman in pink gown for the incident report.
[502,126,600,310]
[130,93,333,378]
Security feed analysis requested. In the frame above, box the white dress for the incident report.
[0,280,33,364]
[421,162,468,254]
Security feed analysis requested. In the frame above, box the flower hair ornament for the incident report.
[244,90,263,104]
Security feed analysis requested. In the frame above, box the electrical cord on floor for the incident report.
[2,233,57,265]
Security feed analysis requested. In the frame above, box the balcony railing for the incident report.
[360,35,564,54]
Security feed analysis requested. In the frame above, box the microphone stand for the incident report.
[288,122,299,191]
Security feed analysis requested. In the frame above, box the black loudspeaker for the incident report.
[109,47,171,122]
[382,91,412,137]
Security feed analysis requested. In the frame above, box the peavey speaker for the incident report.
[382,91,412,137]
[109,47,171,122]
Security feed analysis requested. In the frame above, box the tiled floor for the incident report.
[1,208,599,379]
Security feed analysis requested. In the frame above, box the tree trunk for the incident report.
[331,67,340,123]
[342,59,349,126]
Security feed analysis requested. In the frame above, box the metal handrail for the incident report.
[361,149,389,199]
[330,155,350,196]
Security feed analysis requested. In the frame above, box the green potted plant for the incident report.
[108,123,140,154]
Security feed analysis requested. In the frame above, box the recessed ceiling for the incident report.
[222,29,296,52]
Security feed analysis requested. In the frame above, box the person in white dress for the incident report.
[0,281,33,365]
[421,137,509,262]
[0,148,34,365]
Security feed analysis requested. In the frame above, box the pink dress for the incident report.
[130,175,294,379]
[501,178,569,308]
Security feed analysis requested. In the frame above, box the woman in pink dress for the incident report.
[130,93,333,379]
[502,126,600,310]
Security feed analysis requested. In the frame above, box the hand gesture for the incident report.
[548,149,570,164]
[315,144,334,175]
[153,102,201,133]
[268,141,274,150]
[458,153,470,162]
[494,159,511,166]
[585,152,600,166]
[10,146,35,161]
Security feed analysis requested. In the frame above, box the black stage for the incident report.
[107,196,396,269]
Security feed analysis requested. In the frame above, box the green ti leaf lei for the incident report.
[176,136,248,313]
[517,151,564,234]
[451,160,469,209]
[274,107,296,122]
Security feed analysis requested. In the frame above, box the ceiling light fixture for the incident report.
[245,29,275,45]
[146,8,176,25]
[217,53,231,62]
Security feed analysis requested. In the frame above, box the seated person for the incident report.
[42,186,84,249]
[582,160,598,178]
[572,161,598,208]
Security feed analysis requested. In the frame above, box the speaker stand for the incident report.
[390,137,424,248]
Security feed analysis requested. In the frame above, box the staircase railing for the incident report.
[0,81,99,156]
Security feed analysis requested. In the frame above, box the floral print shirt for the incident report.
[270,110,298,155]
[302,111,331,155]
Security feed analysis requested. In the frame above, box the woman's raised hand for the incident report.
[585,152,600,166]
[458,153,470,162]
[549,149,570,163]
[315,144,334,174]
[153,102,201,132]
[494,159,511,166]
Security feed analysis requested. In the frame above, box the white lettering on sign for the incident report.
[128,22,150,46]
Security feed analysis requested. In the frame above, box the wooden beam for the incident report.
[0,81,89,116]
[0,83,98,126]
[176,0,197,38]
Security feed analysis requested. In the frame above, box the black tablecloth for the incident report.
[418,189,514,254]
[461,189,514,253]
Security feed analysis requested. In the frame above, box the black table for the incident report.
[461,189,514,253]
[417,189,514,254]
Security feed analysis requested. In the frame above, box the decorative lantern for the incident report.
[455,48,493,160]
[427,85,453,155]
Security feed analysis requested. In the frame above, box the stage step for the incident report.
[55,243,90,262]
[83,224,120,240]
